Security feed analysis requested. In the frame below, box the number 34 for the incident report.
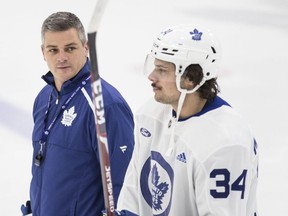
[210,169,247,199]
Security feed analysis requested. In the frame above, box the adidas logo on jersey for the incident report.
[176,152,187,163]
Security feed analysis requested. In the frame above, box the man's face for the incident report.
[41,28,88,91]
[148,58,180,106]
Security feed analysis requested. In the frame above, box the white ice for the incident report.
[0,0,287,215]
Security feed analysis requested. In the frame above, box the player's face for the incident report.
[41,28,88,91]
[148,58,180,106]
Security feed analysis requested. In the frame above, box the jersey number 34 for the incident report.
[210,169,247,199]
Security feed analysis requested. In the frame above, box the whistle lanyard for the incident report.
[34,75,91,166]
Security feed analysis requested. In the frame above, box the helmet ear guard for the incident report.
[146,24,221,93]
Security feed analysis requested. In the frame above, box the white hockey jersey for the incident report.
[117,96,258,216]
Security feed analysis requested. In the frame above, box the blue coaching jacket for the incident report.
[28,59,134,215]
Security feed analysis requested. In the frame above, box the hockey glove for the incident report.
[21,200,32,215]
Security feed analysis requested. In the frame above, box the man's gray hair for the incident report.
[41,11,87,45]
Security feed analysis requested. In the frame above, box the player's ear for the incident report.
[182,64,204,90]
[180,75,194,90]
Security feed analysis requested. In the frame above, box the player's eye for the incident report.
[155,67,169,74]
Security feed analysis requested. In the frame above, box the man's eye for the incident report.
[48,49,57,53]
[157,68,168,74]
[66,47,76,52]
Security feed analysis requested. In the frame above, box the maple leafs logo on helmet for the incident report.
[190,28,203,41]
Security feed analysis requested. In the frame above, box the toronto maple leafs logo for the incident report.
[151,164,169,210]
[190,28,202,41]
[61,106,77,127]
[140,151,174,215]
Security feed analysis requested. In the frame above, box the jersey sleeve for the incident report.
[194,138,258,216]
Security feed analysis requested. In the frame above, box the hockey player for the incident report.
[111,24,259,215]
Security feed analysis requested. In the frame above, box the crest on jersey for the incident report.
[61,106,77,127]
[140,151,174,215]
[151,164,169,210]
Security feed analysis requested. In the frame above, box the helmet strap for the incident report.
[165,89,187,156]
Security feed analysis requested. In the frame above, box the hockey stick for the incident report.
[87,0,115,215]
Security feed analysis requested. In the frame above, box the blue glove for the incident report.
[21,201,32,215]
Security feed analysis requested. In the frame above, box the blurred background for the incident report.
[0,0,287,215]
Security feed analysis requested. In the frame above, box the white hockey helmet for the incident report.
[146,24,221,93]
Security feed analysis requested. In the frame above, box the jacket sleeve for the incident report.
[104,101,135,207]
[113,116,143,216]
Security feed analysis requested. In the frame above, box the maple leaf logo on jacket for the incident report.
[61,106,77,127]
